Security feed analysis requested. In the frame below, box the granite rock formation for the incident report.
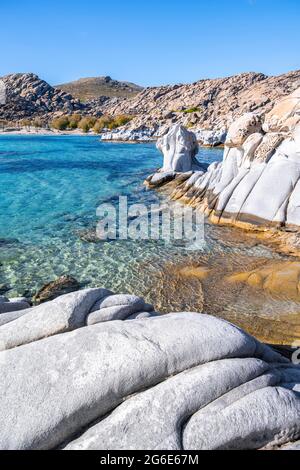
[0,295,30,315]
[147,87,300,231]
[2,70,300,142]
[146,125,205,187]
[55,75,143,101]
[157,124,201,172]
[0,288,299,450]
[101,70,300,142]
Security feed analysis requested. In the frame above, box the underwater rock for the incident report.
[33,275,80,303]
[0,284,10,295]
[76,228,102,243]
[226,261,300,301]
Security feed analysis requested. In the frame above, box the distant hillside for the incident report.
[101,70,300,131]
[55,76,143,101]
[1,70,300,133]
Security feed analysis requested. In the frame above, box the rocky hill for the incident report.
[0,73,84,122]
[101,70,300,138]
[0,73,140,123]
[55,76,143,101]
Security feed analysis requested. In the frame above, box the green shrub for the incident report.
[107,121,118,130]
[51,116,70,130]
[93,120,105,133]
[19,119,32,129]
[93,115,113,132]
[86,116,97,127]
[32,118,43,128]
[113,114,133,127]
[0,119,8,129]
[183,107,201,114]
[93,114,134,133]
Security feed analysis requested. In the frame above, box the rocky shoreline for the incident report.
[0,127,96,137]
[146,87,300,251]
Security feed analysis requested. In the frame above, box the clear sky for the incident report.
[0,0,299,87]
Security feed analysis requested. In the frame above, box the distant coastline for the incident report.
[0,127,95,137]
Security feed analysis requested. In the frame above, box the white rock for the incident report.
[65,358,272,450]
[192,128,227,146]
[87,294,153,325]
[263,87,300,133]
[157,124,202,172]
[0,288,111,350]
[151,89,300,229]
[0,285,298,451]
[0,298,30,314]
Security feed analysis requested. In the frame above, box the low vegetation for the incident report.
[0,114,134,133]
[182,107,201,114]
[50,114,134,132]
[51,116,70,131]
[0,119,8,130]
[171,107,201,115]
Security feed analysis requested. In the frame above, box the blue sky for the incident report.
[0,0,299,86]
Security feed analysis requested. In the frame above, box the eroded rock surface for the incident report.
[0,296,30,314]
[146,126,205,187]
[156,124,201,172]
[0,287,299,450]
[227,261,300,300]
[100,70,300,142]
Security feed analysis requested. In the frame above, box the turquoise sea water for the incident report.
[0,135,221,296]
[1,135,295,329]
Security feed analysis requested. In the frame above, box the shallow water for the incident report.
[0,135,299,344]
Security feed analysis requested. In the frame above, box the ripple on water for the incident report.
[0,136,299,345]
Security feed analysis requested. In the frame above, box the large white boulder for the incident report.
[263,87,300,133]
[0,288,299,450]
